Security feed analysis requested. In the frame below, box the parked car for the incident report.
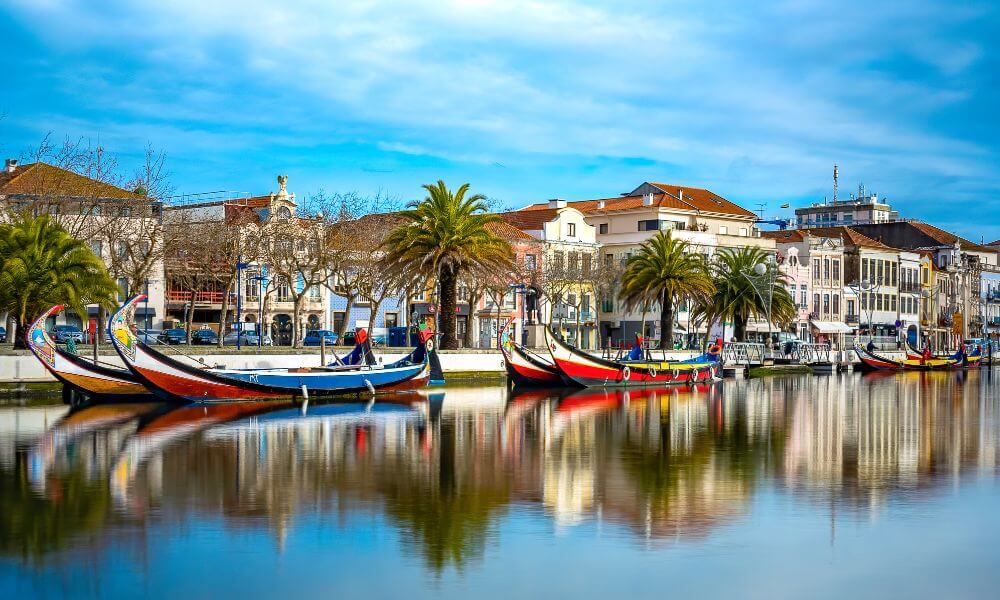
[0,326,6,343]
[52,324,85,343]
[302,330,338,346]
[191,329,219,345]
[223,331,273,346]
[137,329,165,344]
[160,328,188,344]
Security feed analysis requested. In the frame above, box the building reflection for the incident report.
[1,371,998,569]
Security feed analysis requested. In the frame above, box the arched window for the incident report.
[277,206,292,220]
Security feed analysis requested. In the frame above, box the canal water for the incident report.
[2,371,999,598]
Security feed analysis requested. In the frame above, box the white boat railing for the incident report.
[721,343,766,366]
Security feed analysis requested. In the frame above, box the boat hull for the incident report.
[27,305,151,402]
[854,344,953,371]
[110,295,430,402]
[543,327,718,387]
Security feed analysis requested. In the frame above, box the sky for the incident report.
[1,0,998,240]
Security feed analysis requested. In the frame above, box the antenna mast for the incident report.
[832,164,838,204]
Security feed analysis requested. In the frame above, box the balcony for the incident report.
[899,282,921,293]
[845,313,859,324]
[166,290,238,305]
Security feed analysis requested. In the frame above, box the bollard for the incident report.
[320,336,326,366]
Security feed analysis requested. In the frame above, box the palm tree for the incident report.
[380,181,513,349]
[0,215,118,348]
[692,246,796,342]
[619,231,714,350]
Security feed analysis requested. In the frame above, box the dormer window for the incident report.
[277,206,291,220]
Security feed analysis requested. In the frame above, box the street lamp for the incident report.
[234,258,250,349]
[248,270,270,349]
[849,277,882,344]
[742,260,778,353]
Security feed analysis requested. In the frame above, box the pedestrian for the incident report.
[866,339,876,353]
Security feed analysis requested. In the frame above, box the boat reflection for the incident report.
[1,371,998,570]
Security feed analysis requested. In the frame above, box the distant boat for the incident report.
[544,327,719,387]
[854,343,954,371]
[498,317,565,386]
[27,304,152,403]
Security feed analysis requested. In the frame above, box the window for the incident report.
[813,293,820,313]
[552,251,564,271]
[891,263,898,286]
[117,278,129,302]
[525,254,537,271]
[669,221,686,230]
[638,219,660,232]
[823,294,830,314]
[862,258,869,281]
[800,290,807,307]
[719,225,728,235]
[309,285,321,300]
[847,299,855,316]
[277,278,291,302]
[333,311,345,333]
[277,206,292,220]
[891,295,897,311]
[384,313,398,329]
[117,241,128,259]
[245,278,259,299]
[739,228,748,236]
[567,223,576,237]
[568,252,579,274]
[604,253,614,267]
[582,254,592,277]
[832,259,840,281]
[813,259,820,280]
[120,206,132,217]
[823,258,830,280]
[458,285,469,302]
[832,294,840,315]
[789,255,798,266]
[598,223,608,234]
[89,240,102,258]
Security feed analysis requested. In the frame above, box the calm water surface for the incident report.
[2,371,1000,598]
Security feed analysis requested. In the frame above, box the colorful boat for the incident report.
[109,295,435,402]
[543,326,719,387]
[853,343,954,371]
[27,305,152,403]
[498,318,565,386]
[905,342,982,368]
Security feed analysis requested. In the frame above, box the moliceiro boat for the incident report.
[543,327,719,387]
[905,342,982,368]
[27,304,152,403]
[109,295,436,402]
[853,343,954,371]
[498,318,565,387]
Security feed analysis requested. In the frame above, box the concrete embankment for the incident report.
[0,346,510,384]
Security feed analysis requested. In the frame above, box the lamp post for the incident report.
[234,258,250,349]
[742,260,777,353]
[249,270,270,349]
[849,277,882,344]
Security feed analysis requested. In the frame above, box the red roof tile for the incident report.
[906,221,994,253]
[799,226,895,250]
[0,162,145,200]
[518,184,756,219]
[497,208,558,231]
[760,229,807,243]
[486,220,537,242]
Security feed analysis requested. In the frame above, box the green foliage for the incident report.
[618,231,714,349]
[0,215,118,346]
[379,181,513,348]
[692,246,796,342]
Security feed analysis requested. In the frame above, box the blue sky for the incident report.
[1,0,998,240]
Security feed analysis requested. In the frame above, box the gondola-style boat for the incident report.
[905,342,982,368]
[109,295,436,402]
[498,318,564,386]
[27,305,152,403]
[543,327,719,387]
[854,343,954,371]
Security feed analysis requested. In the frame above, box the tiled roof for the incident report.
[645,183,758,217]
[497,208,558,231]
[760,229,807,243]
[518,184,756,219]
[990,239,1000,247]
[906,221,994,253]
[0,162,145,200]
[486,220,538,242]
[799,226,895,250]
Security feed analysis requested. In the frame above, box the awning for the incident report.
[811,320,853,334]
[135,308,157,317]
[744,321,782,333]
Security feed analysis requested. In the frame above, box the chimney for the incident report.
[548,198,567,209]
[4,159,17,173]
[597,200,606,209]
[642,193,654,206]
[678,189,684,201]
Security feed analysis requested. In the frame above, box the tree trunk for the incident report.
[97,306,106,344]
[464,291,480,348]
[368,297,384,336]
[439,269,459,349]
[336,295,356,345]
[659,292,673,350]
[217,275,233,348]
[735,314,748,342]
[292,295,303,348]
[185,296,195,344]
[13,316,27,350]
